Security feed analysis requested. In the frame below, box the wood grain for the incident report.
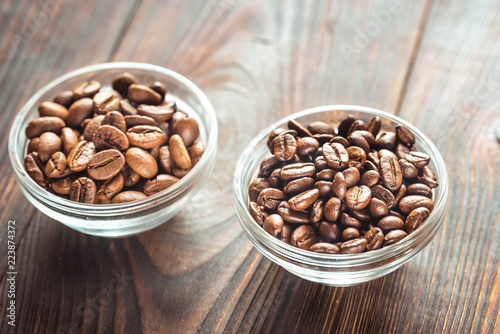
[0,0,498,333]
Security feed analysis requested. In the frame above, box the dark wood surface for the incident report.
[0,0,499,333]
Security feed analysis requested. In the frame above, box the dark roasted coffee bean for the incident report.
[111,191,147,203]
[273,133,297,162]
[269,169,283,189]
[318,221,341,243]
[341,238,367,254]
[405,151,430,169]
[396,125,415,146]
[96,173,124,202]
[126,125,164,149]
[284,177,314,195]
[399,158,418,179]
[280,162,316,181]
[119,99,138,115]
[389,210,407,221]
[407,183,432,198]
[309,243,339,254]
[128,84,162,105]
[67,98,94,128]
[73,80,101,99]
[399,195,434,214]
[324,197,342,222]
[45,151,66,178]
[267,128,286,148]
[332,172,346,200]
[102,111,127,133]
[345,185,371,210]
[377,216,404,232]
[340,213,362,229]
[348,120,366,134]
[248,178,271,202]
[249,202,268,226]
[52,176,73,195]
[53,90,74,108]
[393,184,407,207]
[342,227,360,241]
[365,227,384,250]
[314,181,333,198]
[351,208,373,223]
[291,225,317,250]
[348,131,370,154]
[277,223,293,244]
[289,189,319,211]
[257,188,286,211]
[122,164,140,187]
[354,130,375,146]
[277,201,311,224]
[330,136,350,147]
[259,156,281,178]
[67,140,96,172]
[314,155,328,169]
[307,121,335,135]
[112,72,139,95]
[316,169,335,181]
[337,115,355,137]
[375,131,396,150]
[137,103,175,123]
[87,149,125,180]
[287,119,313,137]
[143,174,179,195]
[368,198,389,218]
[296,137,319,156]
[93,125,129,152]
[378,149,398,160]
[342,167,360,187]
[405,207,431,233]
[38,101,69,120]
[263,214,284,237]
[379,155,402,191]
[27,137,39,154]
[92,90,121,114]
[366,116,381,136]
[312,134,334,145]
[26,117,65,138]
[363,160,378,171]
[24,153,46,186]
[169,134,192,169]
[418,165,439,188]
[371,184,396,209]
[383,230,407,246]
[125,115,156,128]
[346,146,366,169]
[360,170,380,187]
[367,150,380,166]
[38,132,62,163]
[395,143,410,159]
[172,116,200,147]
[126,147,158,178]
[69,177,97,203]
[309,199,324,223]
[323,142,349,169]
[83,115,105,141]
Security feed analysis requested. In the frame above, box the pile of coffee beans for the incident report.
[24,72,204,204]
[248,115,438,254]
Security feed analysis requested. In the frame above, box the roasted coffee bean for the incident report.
[172,115,200,147]
[137,103,175,123]
[93,90,121,114]
[350,208,371,222]
[73,80,101,99]
[365,227,384,250]
[52,176,73,195]
[24,153,46,186]
[393,184,407,206]
[312,134,334,145]
[330,136,350,147]
[287,119,313,137]
[340,213,362,229]
[314,155,328,169]
[368,198,389,218]
[348,131,370,154]
[396,125,415,146]
[83,115,105,141]
[280,162,315,181]
[38,101,69,120]
[263,214,284,237]
[345,185,371,210]
[119,99,138,115]
[389,210,407,222]
[366,116,381,136]
[102,111,127,133]
[363,160,378,171]
[126,125,164,149]
[332,172,346,200]
[67,141,96,172]
[273,133,297,162]
[45,151,66,178]
[346,146,366,169]
[172,166,192,178]
[69,177,97,203]
[284,177,314,195]
[126,147,158,178]
[128,84,162,105]
[307,121,335,135]
[143,174,179,195]
[67,98,94,128]
[316,169,335,181]
[418,165,439,188]
[189,141,205,166]
[268,169,282,188]
[26,116,65,138]
[309,199,324,223]
[248,178,271,201]
[277,223,293,244]
[375,131,396,150]
[360,170,380,187]
[337,115,355,137]
[112,72,139,95]
[27,137,39,154]
[342,167,360,187]
[122,163,141,187]
[267,128,287,148]
[296,137,319,156]
[87,149,125,180]
[96,173,125,202]
[92,125,129,152]
[314,181,333,198]
[348,120,366,134]
[399,158,418,179]
[399,195,434,214]
[124,115,156,128]
[324,197,342,222]
[318,221,341,243]
[395,143,410,159]
[383,230,407,246]
[259,156,281,178]
[377,216,404,232]
[111,191,147,203]
[249,202,268,226]
[258,188,286,211]
[323,142,349,169]
[277,201,311,224]
[291,225,317,250]
[379,155,402,191]
[405,207,431,233]
[289,189,319,211]
[405,151,430,169]
[38,132,62,163]
[407,183,432,198]
[53,90,74,108]
[341,238,367,254]
[169,134,192,169]
[342,227,360,241]
[371,185,396,209]
[147,81,167,100]
[367,150,380,165]
[309,243,340,254]
[378,149,398,160]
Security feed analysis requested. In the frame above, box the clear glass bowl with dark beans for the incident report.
[233,105,448,286]
[9,62,217,237]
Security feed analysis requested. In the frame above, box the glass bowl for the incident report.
[233,105,448,286]
[9,62,218,237]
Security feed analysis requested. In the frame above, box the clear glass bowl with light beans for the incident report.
[233,105,448,286]
[9,62,217,237]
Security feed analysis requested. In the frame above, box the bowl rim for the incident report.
[233,104,449,265]
[9,61,218,214]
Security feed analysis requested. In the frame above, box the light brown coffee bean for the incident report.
[172,116,200,147]
[360,170,380,187]
[405,207,431,233]
[345,185,372,210]
[342,227,360,241]
[273,133,297,162]
[405,151,430,169]
[340,213,362,229]
[399,158,418,179]
[332,172,346,200]
[53,90,74,108]
[87,149,125,180]
[52,176,73,195]
[92,125,129,152]
[45,151,66,178]
[377,216,404,232]
[67,98,94,128]
[277,201,311,224]
[383,230,407,246]
[340,238,367,254]
[307,121,335,135]
[96,173,125,202]
[365,227,384,250]
[314,181,333,198]
[111,191,147,204]
[119,99,138,115]
[24,153,46,186]
[342,167,360,187]
[148,81,167,100]
[324,197,342,222]
[38,132,62,163]
[83,115,105,141]
[284,177,315,195]
[323,142,349,169]
[249,202,268,226]
[126,125,164,149]
[67,141,96,172]
[121,164,141,187]
[137,103,175,123]
[38,101,69,120]
[128,84,162,105]
[348,131,370,154]
[296,137,319,156]
[125,147,158,178]
[92,90,121,114]
[309,242,340,254]
[289,189,319,211]
[371,185,396,209]
[189,141,205,166]
[291,225,317,250]
[368,198,389,218]
[73,80,101,99]
[69,177,97,203]
[316,169,335,181]
[418,165,439,189]
[346,146,366,169]
[399,195,434,214]
[159,146,174,174]
[258,188,286,211]
[143,174,180,195]
[112,72,139,95]
[27,137,39,154]
[169,134,192,169]
[407,183,432,198]
[263,214,284,237]
[101,111,127,133]
[26,117,65,138]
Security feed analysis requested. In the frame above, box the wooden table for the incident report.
[1,0,499,333]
